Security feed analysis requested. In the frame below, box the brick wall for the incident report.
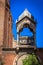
[3,53,16,65]
[36,49,43,65]
[0,0,5,46]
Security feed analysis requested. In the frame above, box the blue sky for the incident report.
[10,0,43,48]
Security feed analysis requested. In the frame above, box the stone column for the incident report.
[17,32,19,45]
[17,27,20,45]
[33,31,36,46]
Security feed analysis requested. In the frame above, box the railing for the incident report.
[19,36,34,45]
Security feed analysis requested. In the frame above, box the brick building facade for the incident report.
[0,0,43,65]
[0,0,14,65]
[0,0,12,48]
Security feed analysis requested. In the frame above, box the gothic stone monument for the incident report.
[0,0,43,65]
[14,9,37,65]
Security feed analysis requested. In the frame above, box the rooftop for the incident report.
[16,8,34,23]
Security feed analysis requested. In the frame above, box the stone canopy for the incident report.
[16,9,36,33]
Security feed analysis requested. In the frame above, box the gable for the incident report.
[16,17,36,33]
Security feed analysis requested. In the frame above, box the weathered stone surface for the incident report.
[0,1,43,65]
